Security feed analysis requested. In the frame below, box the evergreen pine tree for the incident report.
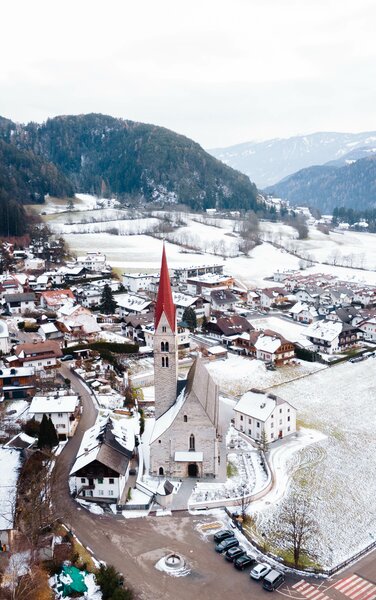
[66,196,75,211]
[182,306,197,331]
[99,284,118,314]
[37,414,50,449]
[47,417,59,447]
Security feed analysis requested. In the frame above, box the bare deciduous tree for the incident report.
[279,493,318,567]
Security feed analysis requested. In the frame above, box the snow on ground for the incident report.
[206,354,327,396]
[0,448,22,532]
[76,499,104,515]
[250,315,310,345]
[253,357,376,568]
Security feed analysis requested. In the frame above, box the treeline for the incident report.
[0,113,266,214]
[332,206,376,232]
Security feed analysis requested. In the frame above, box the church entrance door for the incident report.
[188,463,198,477]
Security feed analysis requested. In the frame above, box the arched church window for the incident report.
[189,434,195,451]
[162,326,167,332]
[159,467,164,475]
[161,342,165,352]
[184,415,188,423]
[165,342,169,352]
[165,357,169,367]
[162,357,165,367]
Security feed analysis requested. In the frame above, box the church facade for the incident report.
[149,246,221,479]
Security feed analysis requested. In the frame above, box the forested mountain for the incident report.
[209,131,376,187]
[0,114,261,225]
[264,156,376,214]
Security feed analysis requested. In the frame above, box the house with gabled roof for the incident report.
[70,416,135,503]
[254,330,295,365]
[234,389,296,443]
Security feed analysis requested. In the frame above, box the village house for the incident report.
[357,317,376,342]
[29,392,81,440]
[254,330,295,365]
[205,315,253,344]
[172,292,210,322]
[116,293,152,317]
[210,289,238,312]
[305,320,361,354]
[289,301,319,324]
[3,292,36,315]
[0,275,23,299]
[122,312,154,344]
[75,252,110,273]
[259,287,289,310]
[172,263,224,283]
[38,322,64,341]
[70,416,135,503]
[40,289,75,311]
[234,389,297,443]
[231,330,261,356]
[56,304,101,341]
[0,366,36,401]
[122,272,159,294]
[14,340,63,370]
[186,272,234,296]
[352,288,376,307]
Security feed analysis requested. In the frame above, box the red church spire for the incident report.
[154,244,176,332]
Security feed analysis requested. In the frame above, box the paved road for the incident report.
[55,363,376,600]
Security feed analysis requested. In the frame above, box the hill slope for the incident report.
[209,131,376,187]
[0,113,260,213]
[264,156,376,213]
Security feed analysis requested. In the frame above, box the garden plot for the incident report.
[252,357,376,569]
[206,354,326,396]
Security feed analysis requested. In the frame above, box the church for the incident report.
[149,246,221,479]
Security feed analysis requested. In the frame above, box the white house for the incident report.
[0,319,10,354]
[69,416,135,503]
[3,292,36,315]
[254,333,295,366]
[234,389,296,443]
[289,301,318,324]
[116,293,152,317]
[357,317,376,342]
[29,393,80,440]
[172,292,210,322]
[14,341,62,371]
[76,252,109,273]
[122,272,159,294]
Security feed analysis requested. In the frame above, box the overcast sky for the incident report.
[1,0,375,148]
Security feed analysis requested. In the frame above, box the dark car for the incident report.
[213,529,235,544]
[234,555,257,570]
[225,546,245,562]
[263,570,285,591]
[215,537,239,553]
[61,354,74,361]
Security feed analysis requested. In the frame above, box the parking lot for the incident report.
[69,508,295,600]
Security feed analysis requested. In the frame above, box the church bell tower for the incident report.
[153,245,178,419]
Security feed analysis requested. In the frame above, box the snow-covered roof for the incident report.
[0,366,34,377]
[70,416,134,476]
[150,388,186,443]
[234,390,293,421]
[305,320,342,342]
[0,448,22,531]
[29,394,79,414]
[255,335,282,354]
[172,292,198,308]
[39,322,58,334]
[116,293,151,312]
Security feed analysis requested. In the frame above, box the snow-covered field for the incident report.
[206,354,326,396]
[254,357,376,568]
[250,315,311,345]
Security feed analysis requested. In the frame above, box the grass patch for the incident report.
[226,461,238,478]
[296,417,315,430]
[278,548,321,570]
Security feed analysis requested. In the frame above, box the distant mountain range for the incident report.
[0,113,262,237]
[264,155,376,214]
[209,131,376,188]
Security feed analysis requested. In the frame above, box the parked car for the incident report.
[214,529,235,543]
[263,569,285,591]
[215,537,239,553]
[234,555,257,570]
[224,546,245,562]
[349,355,365,363]
[250,563,272,580]
[61,354,74,361]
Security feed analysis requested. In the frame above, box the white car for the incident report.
[250,562,272,580]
